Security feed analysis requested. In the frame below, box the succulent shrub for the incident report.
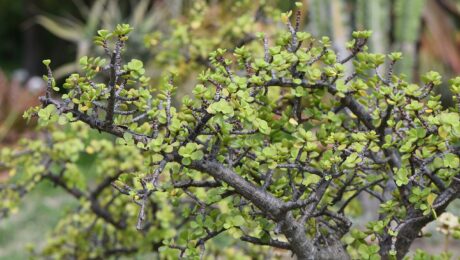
[2,6,460,260]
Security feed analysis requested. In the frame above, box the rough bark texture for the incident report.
[379,178,460,259]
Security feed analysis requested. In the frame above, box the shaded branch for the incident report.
[241,235,291,250]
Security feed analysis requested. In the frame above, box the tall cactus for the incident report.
[330,0,351,61]
[355,0,390,54]
[308,0,332,38]
[308,0,351,61]
[308,0,426,81]
[393,0,426,81]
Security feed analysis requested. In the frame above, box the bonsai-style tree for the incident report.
[2,8,460,259]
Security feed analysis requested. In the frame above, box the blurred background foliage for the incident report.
[2,0,460,258]
[2,0,460,80]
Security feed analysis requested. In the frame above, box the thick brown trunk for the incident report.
[279,212,350,260]
[379,180,460,259]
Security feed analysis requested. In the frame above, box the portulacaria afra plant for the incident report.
[1,9,460,260]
